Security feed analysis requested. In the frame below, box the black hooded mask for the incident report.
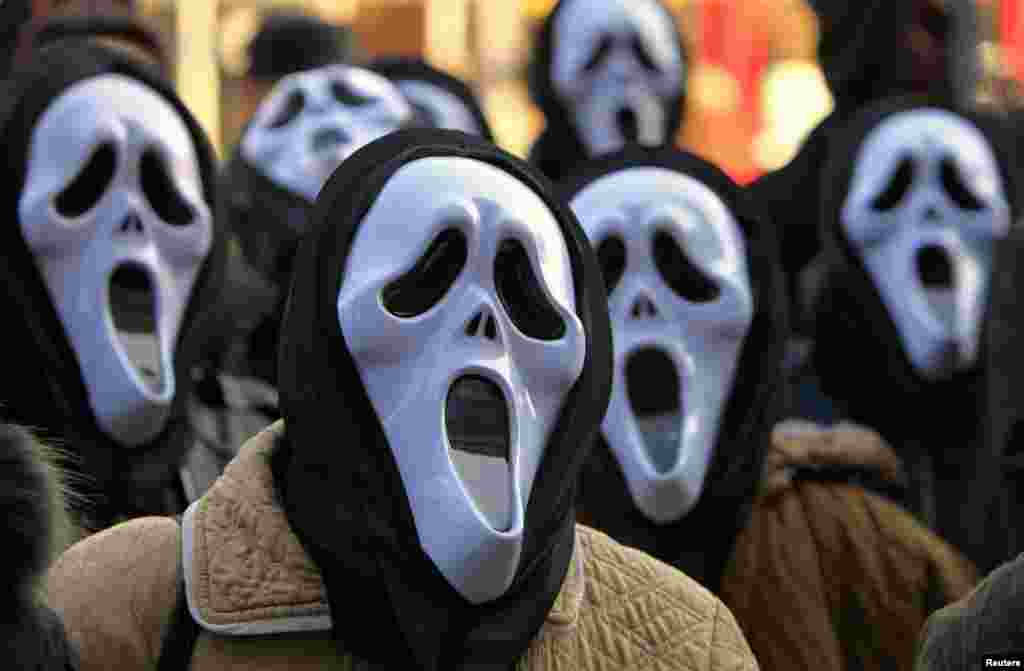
[273,129,612,670]
[526,0,687,183]
[748,0,969,330]
[812,96,1020,571]
[223,63,418,384]
[368,56,495,140]
[559,147,787,591]
[0,41,226,529]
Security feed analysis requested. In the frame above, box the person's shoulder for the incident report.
[46,517,181,671]
[575,525,759,670]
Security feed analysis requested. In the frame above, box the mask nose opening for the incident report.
[109,262,163,393]
[616,106,640,143]
[311,127,351,156]
[626,348,682,475]
[445,375,513,531]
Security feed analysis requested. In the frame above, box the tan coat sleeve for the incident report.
[45,516,182,671]
[720,482,977,671]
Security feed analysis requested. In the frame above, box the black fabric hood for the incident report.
[31,15,170,77]
[0,40,226,529]
[248,12,358,80]
[811,0,960,114]
[982,183,1024,574]
[0,0,31,78]
[274,128,612,670]
[812,96,1020,571]
[223,148,311,292]
[525,0,687,183]
[368,56,495,141]
[558,146,788,592]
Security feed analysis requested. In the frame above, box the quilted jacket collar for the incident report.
[182,421,585,637]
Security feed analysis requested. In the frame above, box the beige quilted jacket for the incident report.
[47,422,759,671]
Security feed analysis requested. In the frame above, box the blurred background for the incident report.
[27,0,1018,184]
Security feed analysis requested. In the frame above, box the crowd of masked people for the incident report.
[2,0,1023,668]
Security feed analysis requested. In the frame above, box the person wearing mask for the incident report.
[563,146,978,671]
[526,0,688,183]
[221,63,416,385]
[46,128,759,671]
[810,97,1019,573]
[0,40,275,532]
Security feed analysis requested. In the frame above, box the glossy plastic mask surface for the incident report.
[19,74,213,446]
[395,79,484,136]
[242,64,413,203]
[338,157,586,603]
[571,167,752,524]
[551,0,684,155]
[842,109,1010,379]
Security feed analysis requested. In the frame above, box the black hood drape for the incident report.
[981,182,1024,574]
[0,41,226,529]
[812,96,1020,572]
[559,146,788,592]
[812,0,957,115]
[525,0,687,183]
[0,0,31,78]
[31,15,169,76]
[368,56,495,141]
[274,129,613,670]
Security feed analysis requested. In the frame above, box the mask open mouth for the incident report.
[109,262,163,394]
[445,374,512,531]
[917,244,957,333]
[626,348,682,474]
[617,106,640,143]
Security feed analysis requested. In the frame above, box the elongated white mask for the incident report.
[19,74,213,447]
[394,79,484,136]
[551,0,683,156]
[242,65,413,203]
[842,109,1010,380]
[338,157,585,604]
[571,168,752,524]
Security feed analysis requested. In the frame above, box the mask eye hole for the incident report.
[494,239,567,341]
[140,149,195,227]
[631,34,660,73]
[267,90,305,129]
[55,142,117,218]
[596,234,626,295]
[409,101,439,128]
[871,157,915,212]
[582,34,614,74]
[331,80,373,107]
[652,230,719,303]
[940,157,985,211]
[382,227,468,318]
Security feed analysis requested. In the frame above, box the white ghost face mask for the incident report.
[842,109,1010,381]
[18,74,213,447]
[551,0,684,156]
[242,65,413,203]
[338,157,586,604]
[571,168,753,524]
[394,79,484,136]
